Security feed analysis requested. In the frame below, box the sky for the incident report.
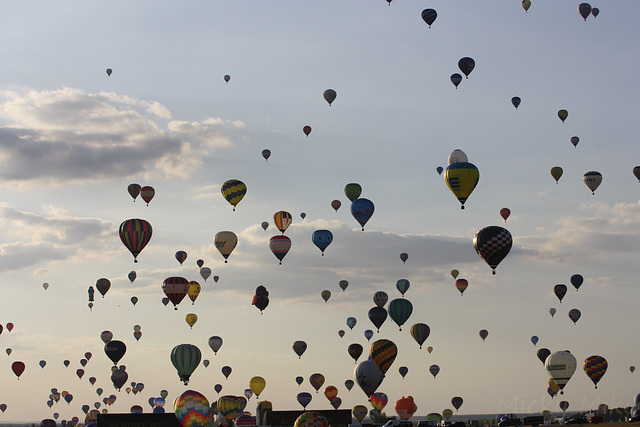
[0,0,639,423]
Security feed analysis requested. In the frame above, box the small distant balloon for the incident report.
[331,200,341,212]
[262,149,271,161]
[522,0,531,12]
[400,253,408,263]
[571,136,580,147]
[511,97,521,110]
[224,75,231,83]
[421,9,437,28]
[450,73,462,89]
[458,57,475,78]
[436,166,443,175]
[578,3,592,20]
[500,208,511,222]
[558,109,568,123]
[106,68,112,76]
[551,166,563,183]
[303,126,312,137]
[323,89,337,106]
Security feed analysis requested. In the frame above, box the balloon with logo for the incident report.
[583,171,602,194]
[410,323,430,348]
[444,162,479,209]
[221,180,246,211]
[369,392,388,412]
[369,339,397,374]
[170,344,201,385]
[104,340,126,365]
[451,396,463,412]
[354,360,384,397]
[395,396,417,420]
[185,313,198,329]
[309,373,325,393]
[344,183,362,202]
[214,231,238,263]
[297,392,312,410]
[351,198,375,231]
[312,230,333,255]
[294,411,329,427]
[473,226,512,274]
[545,350,576,394]
[140,186,155,205]
[249,376,266,397]
[583,355,607,389]
[162,277,189,310]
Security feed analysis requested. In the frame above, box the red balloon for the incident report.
[140,186,155,205]
[11,361,25,379]
[6,323,13,332]
[500,208,511,222]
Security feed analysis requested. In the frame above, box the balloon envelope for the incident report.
[119,219,153,263]
[221,180,246,210]
[473,226,512,274]
[323,89,337,106]
[444,162,479,209]
[170,344,201,385]
[174,390,210,427]
[350,198,375,230]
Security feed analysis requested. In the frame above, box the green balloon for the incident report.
[344,183,362,202]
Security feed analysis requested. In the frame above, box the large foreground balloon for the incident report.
[221,179,246,211]
[171,344,201,385]
[119,219,153,263]
[395,396,417,420]
[473,226,512,274]
[545,350,577,394]
[351,198,375,231]
[583,355,607,389]
[294,411,329,427]
[444,162,479,209]
[173,390,211,427]
[354,360,384,397]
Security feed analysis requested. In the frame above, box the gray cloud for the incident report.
[0,88,245,185]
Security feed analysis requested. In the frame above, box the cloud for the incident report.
[0,204,113,272]
[0,88,246,186]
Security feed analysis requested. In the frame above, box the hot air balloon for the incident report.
[348,343,363,363]
[331,200,341,212]
[187,281,201,305]
[458,57,475,78]
[111,368,127,391]
[339,280,349,291]
[451,269,459,279]
[545,350,577,394]
[558,109,568,123]
[351,198,375,230]
[364,330,374,341]
[269,235,291,265]
[537,348,551,365]
[104,340,126,365]
[321,290,331,303]
[309,373,325,392]
[347,317,357,330]
[162,277,189,310]
[531,336,539,346]
[128,271,136,283]
[400,253,408,263]
[353,405,368,422]
[293,341,307,358]
[252,285,269,314]
[221,180,246,211]
[174,390,210,427]
[548,167,564,184]
[591,8,599,18]
[450,74,462,88]
[294,412,329,427]
[455,278,468,295]
[549,307,556,317]
[140,186,154,205]
[554,284,567,303]
[410,323,430,348]
[444,162,479,209]
[436,166,444,175]
[395,396,417,420]
[261,149,271,161]
[170,344,201,385]
[297,392,312,409]
[119,219,153,263]
[303,126,312,137]
[583,171,602,194]
[451,397,463,412]
[578,3,592,20]
[571,136,580,147]
[630,366,635,373]
[473,226,512,274]
[323,89,337,106]
[570,274,583,291]
[128,184,141,201]
[106,68,113,76]
[389,298,413,331]
[338,330,345,338]
[522,0,531,12]
[396,279,410,296]
[373,291,388,307]
[344,183,362,202]
[130,296,138,306]
[479,329,489,341]
[200,267,211,281]
[208,336,222,354]
[249,376,266,397]
[214,231,237,263]
[568,308,581,324]
[500,208,511,222]
[296,376,304,386]
[369,339,397,374]
[583,355,607,388]
[511,97,521,109]
[312,230,333,255]
[175,251,187,265]
[11,361,25,379]
[368,306,387,332]
[273,211,293,233]
[354,359,384,397]
[185,313,198,328]
[429,365,440,379]
[421,9,437,27]
[96,278,111,298]
[399,366,408,378]
[370,393,388,412]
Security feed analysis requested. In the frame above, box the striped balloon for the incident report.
[369,339,397,374]
[221,179,247,210]
[170,344,202,385]
[545,350,576,393]
[119,219,153,262]
[162,277,189,310]
[174,390,210,427]
[583,355,608,389]
[294,411,329,427]
[389,298,413,331]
